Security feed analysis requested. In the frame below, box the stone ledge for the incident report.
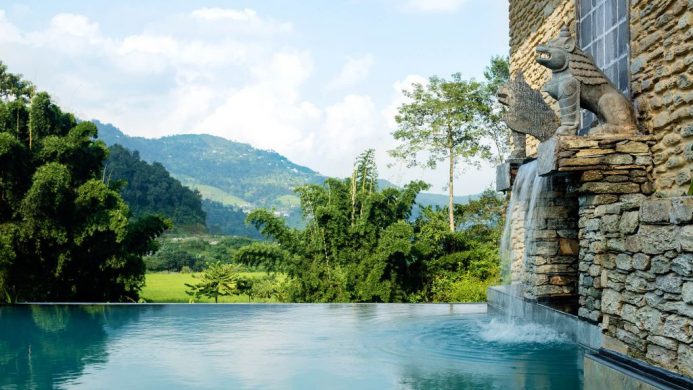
[538,135,657,177]
[495,158,526,191]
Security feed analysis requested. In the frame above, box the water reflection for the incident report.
[0,305,154,389]
[0,304,583,389]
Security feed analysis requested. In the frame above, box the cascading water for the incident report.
[499,160,552,286]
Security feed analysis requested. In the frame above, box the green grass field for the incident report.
[141,272,275,303]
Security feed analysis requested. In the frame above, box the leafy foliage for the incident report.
[389,73,492,231]
[481,56,511,164]
[105,144,207,233]
[144,235,254,272]
[185,262,242,303]
[0,63,168,302]
[237,165,504,302]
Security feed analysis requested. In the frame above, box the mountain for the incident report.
[95,121,478,220]
[96,121,324,212]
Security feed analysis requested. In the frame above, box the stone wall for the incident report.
[600,196,693,376]
[509,0,576,156]
[629,0,693,196]
[536,134,692,376]
[522,175,580,301]
[509,0,693,194]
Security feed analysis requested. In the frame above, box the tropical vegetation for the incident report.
[0,63,168,303]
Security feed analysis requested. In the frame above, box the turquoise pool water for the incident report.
[0,304,583,389]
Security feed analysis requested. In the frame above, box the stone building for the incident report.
[499,0,693,382]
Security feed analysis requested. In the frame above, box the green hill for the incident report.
[95,121,478,221]
[96,121,324,212]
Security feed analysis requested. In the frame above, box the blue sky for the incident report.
[0,0,509,195]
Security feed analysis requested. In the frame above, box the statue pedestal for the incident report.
[536,135,656,178]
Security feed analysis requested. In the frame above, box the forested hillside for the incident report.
[105,145,207,233]
[96,121,324,212]
[96,121,469,220]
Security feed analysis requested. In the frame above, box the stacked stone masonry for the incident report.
[522,175,580,301]
[629,0,693,196]
[510,0,693,194]
[534,134,692,376]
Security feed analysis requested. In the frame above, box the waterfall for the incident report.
[499,160,549,285]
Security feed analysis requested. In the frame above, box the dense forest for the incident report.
[105,144,207,233]
[0,63,168,303]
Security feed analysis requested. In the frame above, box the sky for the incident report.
[0,0,509,195]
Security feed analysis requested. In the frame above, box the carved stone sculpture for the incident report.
[497,72,560,159]
[536,25,636,136]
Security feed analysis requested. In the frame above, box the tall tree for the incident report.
[350,148,378,224]
[389,73,490,232]
[481,56,511,164]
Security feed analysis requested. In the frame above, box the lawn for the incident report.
[141,272,276,303]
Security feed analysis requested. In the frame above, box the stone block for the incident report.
[615,141,650,154]
[683,282,693,304]
[602,289,622,315]
[615,254,632,271]
[622,303,638,324]
[625,273,652,293]
[670,196,693,224]
[647,335,678,350]
[638,225,679,254]
[558,238,579,255]
[656,273,683,293]
[651,256,672,274]
[619,211,640,234]
[640,199,673,224]
[672,253,692,276]
[496,163,512,192]
[662,315,692,343]
[602,214,620,232]
[595,203,622,216]
[637,306,663,332]
[580,182,641,194]
[633,253,651,270]
[646,344,677,367]
[605,154,634,165]
[682,225,693,252]
[679,344,693,377]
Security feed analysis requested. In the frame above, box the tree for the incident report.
[0,62,168,302]
[481,56,511,164]
[185,262,241,303]
[389,74,491,232]
[350,148,378,224]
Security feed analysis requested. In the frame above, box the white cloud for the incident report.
[191,7,257,21]
[0,11,21,43]
[326,55,374,91]
[189,7,293,35]
[398,0,468,13]
[382,74,427,129]
[0,6,492,195]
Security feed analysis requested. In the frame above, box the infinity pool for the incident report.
[0,304,584,389]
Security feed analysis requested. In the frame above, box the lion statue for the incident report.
[536,25,636,136]
[497,72,559,159]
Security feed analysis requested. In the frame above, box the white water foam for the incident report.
[478,318,569,344]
